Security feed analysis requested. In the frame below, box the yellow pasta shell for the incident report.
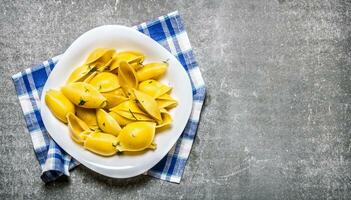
[157,100,177,109]
[136,62,168,81]
[114,110,153,121]
[156,94,178,109]
[66,112,90,144]
[113,97,152,123]
[85,48,115,64]
[95,58,114,72]
[138,79,171,98]
[110,62,142,74]
[72,130,94,145]
[110,100,147,115]
[133,89,162,121]
[156,109,172,129]
[82,71,98,83]
[102,93,128,109]
[84,131,118,156]
[88,72,120,92]
[67,64,95,83]
[104,87,126,97]
[109,111,134,126]
[118,61,138,95]
[75,107,98,129]
[109,51,145,71]
[130,62,143,71]
[96,109,121,136]
[61,82,107,108]
[118,51,145,63]
[45,89,75,123]
[116,122,156,152]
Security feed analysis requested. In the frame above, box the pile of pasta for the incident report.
[45,48,177,156]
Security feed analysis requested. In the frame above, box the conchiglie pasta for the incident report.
[45,89,75,123]
[109,51,144,71]
[45,48,179,156]
[110,100,153,121]
[115,110,153,121]
[118,61,138,96]
[83,71,98,83]
[84,131,118,156]
[156,109,172,129]
[136,62,168,81]
[129,62,143,71]
[61,82,107,108]
[156,93,178,109]
[85,48,115,65]
[133,89,162,122]
[88,72,120,92]
[105,87,126,96]
[138,79,171,98]
[67,64,96,83]
[116,122,156,152]
[75,107,98,129]
[96,109,121,136]
[109,111,135,126]
[66,112,91,144]
[110,100,148,115]
[102,93,128,109]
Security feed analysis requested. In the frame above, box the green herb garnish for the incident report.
[78,98,87,106]
[90,67,97,72]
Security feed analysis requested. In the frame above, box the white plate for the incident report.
[40,25,193,178]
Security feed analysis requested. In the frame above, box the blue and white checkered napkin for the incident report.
[11,11,206,183]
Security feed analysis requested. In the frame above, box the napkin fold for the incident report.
[12,11,205,183]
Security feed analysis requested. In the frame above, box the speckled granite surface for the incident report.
[1,0,351,199]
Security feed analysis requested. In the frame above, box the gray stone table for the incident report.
[1,0,350,199]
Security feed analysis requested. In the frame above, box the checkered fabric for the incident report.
[11,11,206,183]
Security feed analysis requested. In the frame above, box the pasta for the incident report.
[116,122,156,152]
[156,93,178,109]
[88,72,120,92]
[44,48,178,157]
[118,61,138,96]
[66,112,91,144]
[110,100,153,121]
[136,62,168,81]
[66,64,95,83]
[156,108,172,129]
[133,89,162,122]
[61,82,107,108]
[84,131,119,156]
[109,51,144,71]
[96,109,121,136]
[138,79,171,98]
[45,89,75,123]
[75,106,99,130]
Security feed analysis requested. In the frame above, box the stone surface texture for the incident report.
[1,0,351,199]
